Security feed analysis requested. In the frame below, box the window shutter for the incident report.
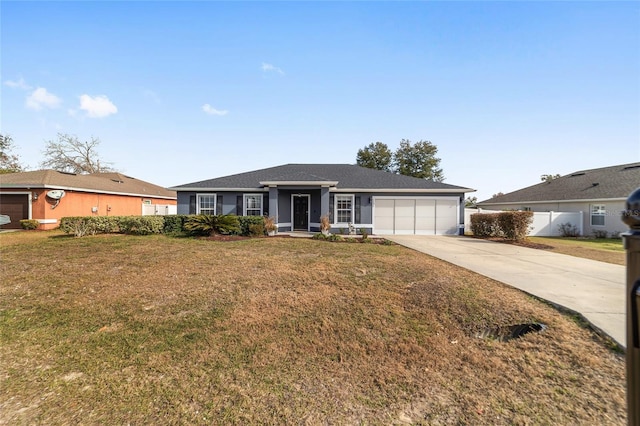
[355,196,361,224]
[262,194,269,216]
[329,195,334,223]
[216,195,223,215]
[189,195,196,214]
[236,195,243,216]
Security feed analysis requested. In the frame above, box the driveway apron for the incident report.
[385,235,626,348]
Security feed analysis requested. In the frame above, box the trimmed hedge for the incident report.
[59,214,271,238]
[470,211,533,241]
[19,219,40,230]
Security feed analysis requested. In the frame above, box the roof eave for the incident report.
[478,197,627,206]
[1,184,176,200]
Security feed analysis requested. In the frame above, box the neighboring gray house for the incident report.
[477,162,640,236]
[170,164,473,235]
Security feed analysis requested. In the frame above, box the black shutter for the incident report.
[216,195,223,215]
[329,195,334,222]
[355,196,361,224]
[262,194,269,216]
[189,195,196,214]
[236,195,243,216]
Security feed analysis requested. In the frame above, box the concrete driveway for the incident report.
[385,235,626,348]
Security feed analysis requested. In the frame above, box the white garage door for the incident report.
[373,197,459,235]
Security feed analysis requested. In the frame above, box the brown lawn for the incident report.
[0,231,627,424]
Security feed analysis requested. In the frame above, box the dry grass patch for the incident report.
[0,232,626,424]
[527,236,624,265]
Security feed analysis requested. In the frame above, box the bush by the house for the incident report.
[118,216,165,235]
[470,213,498,237]
[470,211,533,241]
[184,214,241,236]
[497,211,533,241]
[19,219,40,230]
[592,229,608,239]
[163,215,189,234]
[248,223,265,237]
[558,222,581,237]
[237,216,266,236]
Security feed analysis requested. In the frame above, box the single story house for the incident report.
[170,164,474,235]
[0,170,177,230]
[477,162,640,236]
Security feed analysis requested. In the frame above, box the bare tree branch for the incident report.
[40,133,116,174]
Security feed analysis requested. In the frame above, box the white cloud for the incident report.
[79,94,118,118]
[261,62,284,75]
[4,77,31,90]
[25,87,62,110]
[202,104,228,116]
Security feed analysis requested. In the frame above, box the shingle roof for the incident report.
[171,164,472,192]
[478,162,640,205]
[0,170,176,199]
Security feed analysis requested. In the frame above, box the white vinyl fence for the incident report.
[142,204,177,216]
[465,208,583,237]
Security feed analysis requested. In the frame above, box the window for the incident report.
[591,205,605,226]
[244,194,263,216]
[197,194,216,215]
[335,195,354,223]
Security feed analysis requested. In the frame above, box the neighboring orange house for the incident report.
[0,170,177,230]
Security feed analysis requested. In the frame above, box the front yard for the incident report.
[527,236,624,265]
[0,231,626,424]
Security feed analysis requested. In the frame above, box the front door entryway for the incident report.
[293,195,309,231]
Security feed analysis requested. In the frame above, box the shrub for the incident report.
[359,228,369,239]
[19,219,39,230]
[184,214,241,236]
[59,217,97,237]
[118,216,164,235]
[248,223,265,237]
[320,214,331,234]
[327,234,344,242]
[163,215,189,234]
[558,222,580,237]
[237,216,265,236]
[263,216,277,234]
[592,229,608,239]
[497,211,533,241]
[470,213,498,237]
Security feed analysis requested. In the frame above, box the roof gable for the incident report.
[171,164,473,192]
[0,170,176,199]
[478,162,640,205]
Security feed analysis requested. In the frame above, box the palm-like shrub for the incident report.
[184,214,241,236]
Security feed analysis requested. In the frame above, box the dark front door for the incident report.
[293,195,309,231]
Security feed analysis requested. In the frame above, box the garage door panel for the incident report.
[394,199,415,234]
[374,199,395,235]
[415,199,436,235]
[0,194,29,229]
[435,199,458,235]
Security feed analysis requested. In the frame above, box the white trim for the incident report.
[243,193,264,216]
[331,188,471,193]
[37,218,58,224]
[479,197,626,207]
[291,194,311,231]
[334,194,355,224]
[196,193,217,215]
[0,185,176,200]
[590,204,606,227]
[0,191,33,221]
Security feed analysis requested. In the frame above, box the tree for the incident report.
[492,192,505,198]
[356,142,393,172]
[0,134,25,174]
[541,173,561,182]
[393,139,444,181]
[40,133,116,174]
[465,196,478,208]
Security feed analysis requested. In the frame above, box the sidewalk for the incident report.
[385,235,626,348]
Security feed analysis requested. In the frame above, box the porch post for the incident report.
[622,187,640,426]
[269,186,279,224]
[320,186,330,218]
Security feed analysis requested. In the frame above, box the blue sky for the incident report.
[2,1,639,201]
